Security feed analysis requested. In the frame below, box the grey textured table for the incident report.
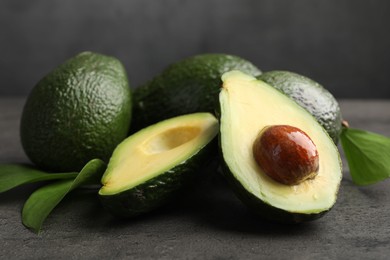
[1,98,390,259]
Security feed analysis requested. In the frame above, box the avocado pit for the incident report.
[253,125,319,185]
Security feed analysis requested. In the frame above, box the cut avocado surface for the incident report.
[219,71,342,222]
[99,113,219,217]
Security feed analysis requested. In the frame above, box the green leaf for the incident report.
[340,127,390,185]
[22,159,106,233]
[0,164,78,193]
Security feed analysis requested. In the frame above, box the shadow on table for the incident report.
[0,171,322,236]
[73,173,321,236]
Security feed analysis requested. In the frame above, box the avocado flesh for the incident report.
[99,113,218,203]
[220,71,342,218]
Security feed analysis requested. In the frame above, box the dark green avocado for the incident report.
[219,71,342,223]
[99,113,219,218]
[132,53,261,131]
[258,71,342,144]
[20,52,132,172]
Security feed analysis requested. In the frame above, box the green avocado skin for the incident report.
[20,52,132,172]
[258,71,342,144]
[99,139,217,218]
[132,54,261,131]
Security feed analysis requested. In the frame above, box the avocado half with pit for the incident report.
[99,113,219,217]
[219,71,342,223]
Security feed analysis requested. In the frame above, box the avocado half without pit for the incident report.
[219,71,342,223]
[99,113,219,217]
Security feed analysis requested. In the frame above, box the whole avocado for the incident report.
[132,53,261,131]
[258,71,342,143]
[20,52,132,172]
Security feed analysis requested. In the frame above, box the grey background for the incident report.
[0,0,389,98]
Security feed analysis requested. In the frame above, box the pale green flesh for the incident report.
[220,71,342,214]
[99,113,219,196]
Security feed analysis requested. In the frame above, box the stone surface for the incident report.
[1,98,390,259]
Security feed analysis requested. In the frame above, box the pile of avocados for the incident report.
[11,51,346,230]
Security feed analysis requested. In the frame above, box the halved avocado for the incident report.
[219,71,342,223]
[99,113,219,217]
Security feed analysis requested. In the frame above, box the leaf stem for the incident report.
[342,120,350,128]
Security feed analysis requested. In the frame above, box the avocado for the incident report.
[219,71,342,223]
[20,52,132,172]
[258,71,342,143]
[132,54,261,131]
[99,113,219,217]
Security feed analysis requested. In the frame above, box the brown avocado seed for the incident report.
[253,125,319,185]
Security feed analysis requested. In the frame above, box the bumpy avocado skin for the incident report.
[132,54,261,131]
[258,71,342,144]
[99,139,217,218]
[20,52,132,172]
